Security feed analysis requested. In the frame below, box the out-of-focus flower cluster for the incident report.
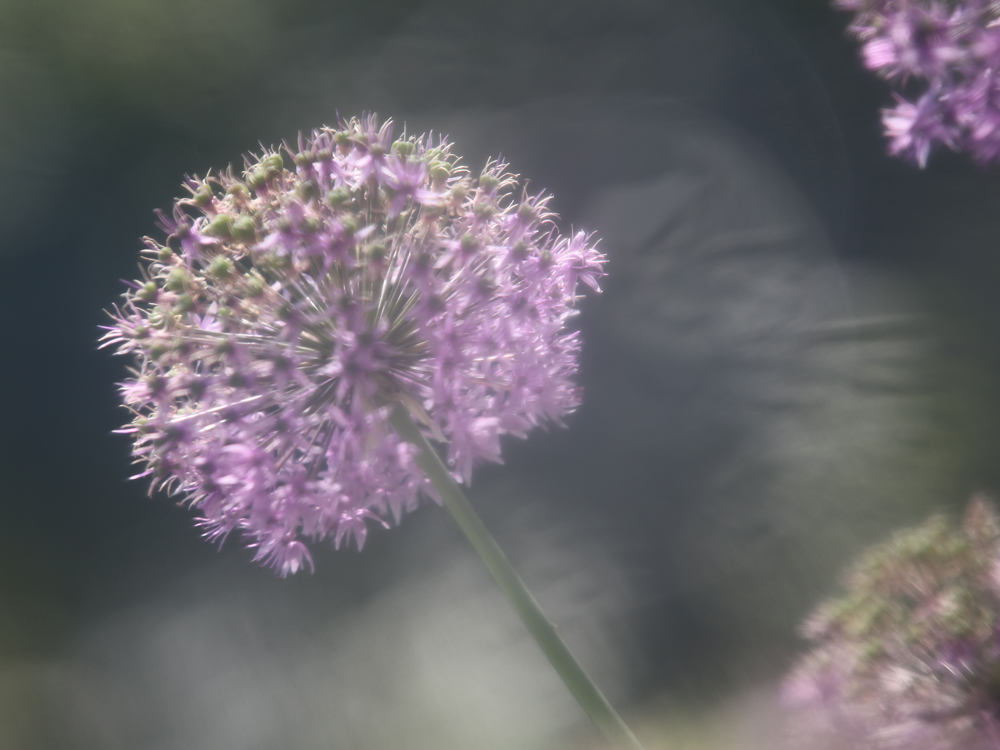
[102,115,605,576]
[783,495,1000,749]
[836,0,1000,166]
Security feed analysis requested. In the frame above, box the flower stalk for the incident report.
[388,404,646,750]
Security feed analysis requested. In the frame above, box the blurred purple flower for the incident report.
[783,495,1000,749]
[102,115,605,575]
[836,0,1000,165]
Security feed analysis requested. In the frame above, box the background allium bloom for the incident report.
[783,496,1000,749]
[103,115,605,575]
[836,0,1000,166]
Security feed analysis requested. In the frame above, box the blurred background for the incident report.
[3,0,1000,747]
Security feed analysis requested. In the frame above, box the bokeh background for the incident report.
[3,0,1000,747]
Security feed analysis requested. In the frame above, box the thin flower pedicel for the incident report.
[103,115,605,576]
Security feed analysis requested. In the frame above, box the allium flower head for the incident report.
[102,115,605,575]
[783,496,1000,749]
[836,0,1000,166]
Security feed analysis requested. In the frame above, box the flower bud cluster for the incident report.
[103,115,605,575]
[837,0,1000,166]
[784,495,1000,749]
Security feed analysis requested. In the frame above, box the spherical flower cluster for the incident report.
[783,496,1000,749]
[102,115,605,575]
[836,0,1000,166]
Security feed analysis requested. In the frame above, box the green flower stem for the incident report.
[388,405,646,750]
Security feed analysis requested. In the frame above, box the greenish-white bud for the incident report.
[231,215,257,244]
[204,214,233,238]
[166,269,188,293]
[245,276,265,298]
[208,255,234,279]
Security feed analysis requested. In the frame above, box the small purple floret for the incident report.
[102,115,605,575]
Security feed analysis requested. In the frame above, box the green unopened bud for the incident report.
[247,170,266,190]
[294,150,315,167]
[327,187,351,208]
[204,214,233,238]
[231,215,256,243]
[261,252,291,272]
[298,180,320,202]
[227,184,251,202]
[148,307,167,328]
[316,148,332,162]
[149,342,169,361]
[208,255,234,279]
[173,294,195,313]
[393,140,415,156]
[460,234,480,253]
[367,243,387,264]
[262,153,284,172]
[517,204,538,224]
[479,174,500,192]
[192,184,213,207]
[245,276,265,298]
[157,247,174,263]
[217,306,233,318]
[299,216,320,233]
[474,202,495,219]
[166,269,188,293]
[477,276,495,296]
[429,161,451,181]
[137,281,159,301]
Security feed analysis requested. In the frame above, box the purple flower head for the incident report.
[783,495,1000,749]
[102,115,605,575]
[837,0,1000,166]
